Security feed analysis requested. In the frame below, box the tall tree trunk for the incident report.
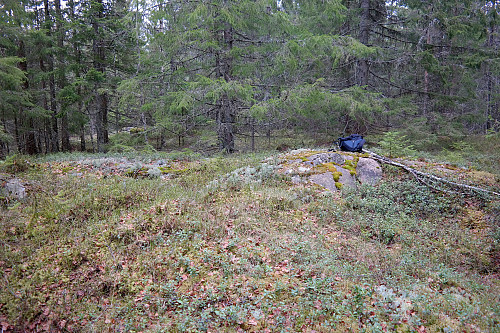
[80,125,86,152]
[357,0,370,87]
[1,117,9,157]
[70,0,85,152]
[485,4,497,133]
[40,56,50,153]
[92,0,108,152]
[44,0,59,153]
[95,93,109,151]
[55,0,71,151]
[17,40,37,154]
[423,21,432,115]
[14,116,22,153]
[216,23,235,153]
[218,95,235,153]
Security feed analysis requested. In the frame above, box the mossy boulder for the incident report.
[356,157,382,185]
[306,152,345,166]
[282,149,383,191]
[310,165,357,191]
[310,172,339,192]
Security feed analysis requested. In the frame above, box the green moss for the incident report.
[0,154,31,174]
[2,151,497,332]
[158,166,189,174]
[343,164,357,176]
[343,158,358,176]
[108,144,137,153]
[61,166,74,173]
[314,162,338,174]
[332,171,342,182]
[344,158,358,169]
[286,150,322,162]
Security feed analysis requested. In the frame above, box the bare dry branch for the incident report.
[363,149,500,198]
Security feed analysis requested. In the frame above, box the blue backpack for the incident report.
[337,134,365,152]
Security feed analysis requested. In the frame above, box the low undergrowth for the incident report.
[0,151,499,332]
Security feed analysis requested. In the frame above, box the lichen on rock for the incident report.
[356,157,383,186]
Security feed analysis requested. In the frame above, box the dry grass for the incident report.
[0,151,499,332]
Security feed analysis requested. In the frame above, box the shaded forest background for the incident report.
[1,0,499,155]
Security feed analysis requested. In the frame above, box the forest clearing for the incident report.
[0,141,499,332]
[2,0,500,331]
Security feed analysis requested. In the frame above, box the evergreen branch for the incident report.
[368,70,437,96]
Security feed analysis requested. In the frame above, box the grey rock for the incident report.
[291,175,302,184]
[310,172,338,192]
[307,153,345,166]
[289,159,303,164]
[309,166,357,192]
[156,159,167,166]
[298,166,311,173]
[356,158,382,185]
[335,166,357,189]
[5,179,26,199]
[68,172,83,177]
[289,149,310,155]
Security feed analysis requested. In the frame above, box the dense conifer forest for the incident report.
[1,2,500,332]
[1,0,499,154]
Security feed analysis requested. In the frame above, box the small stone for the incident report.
[5,179,26,200]
[291,175,301,184]
[298,166,310,173]
[69,172,83,177]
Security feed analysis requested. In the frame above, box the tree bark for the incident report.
[357,0,370,87]
[218,95,235,153]
[70,0,85,152]
[80,125,86,152]
[216,23,235,153]
[92,0,109,152]
[44,0,59,153]
[423,17,432,115]
[485,5,497,133]
[55,0,71,151]
[17,40,37,154]
[14,116,22,153]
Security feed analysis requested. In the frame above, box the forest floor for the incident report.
[0,149,499,332]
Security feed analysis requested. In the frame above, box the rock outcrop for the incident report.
[2,178,26,200]
[306,153,345,166]
[310,172,339,192]
[356,157,383,186]
[281,150,383,192]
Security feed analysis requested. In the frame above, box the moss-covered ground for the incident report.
[0,150,499,332]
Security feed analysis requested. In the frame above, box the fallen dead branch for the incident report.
[363,149,500,198]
